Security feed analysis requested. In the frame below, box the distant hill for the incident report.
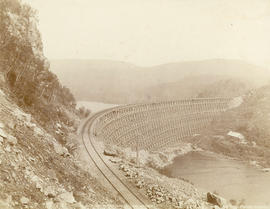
[50,59,270,104]
[196,79,254,98]
[139,75,253,102]
[188,85,270,167]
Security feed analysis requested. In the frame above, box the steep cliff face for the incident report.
[0,0,78,143]
[0,1,122,208]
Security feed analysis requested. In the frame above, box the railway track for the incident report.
[81,109,149,209]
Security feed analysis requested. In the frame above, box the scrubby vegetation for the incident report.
[0,0,78,142]
[78,106,91,118]
[190,85,270,167]
[0,1,125,208]
[196,79,253,98]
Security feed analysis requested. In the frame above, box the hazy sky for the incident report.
[23,0,270,68]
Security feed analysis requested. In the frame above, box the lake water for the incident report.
[160,151,270,206]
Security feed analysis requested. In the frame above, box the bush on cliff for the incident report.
[0,0,78,142]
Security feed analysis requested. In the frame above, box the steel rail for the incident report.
[81,109,149,209]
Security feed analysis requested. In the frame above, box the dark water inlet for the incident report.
[160,151,270,206]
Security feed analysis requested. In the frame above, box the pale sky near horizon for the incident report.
[23,0,270,68]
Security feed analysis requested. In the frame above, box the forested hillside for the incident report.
[51,59,270,104]
[196,79,253,98]
[189,85,270,167]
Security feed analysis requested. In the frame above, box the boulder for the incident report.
[20,197,29,204]
[4,145,11,152]
[135,180,144,189]
[0,129,7,138]
[7,135,17,145]
[34,126,44,136]
[44,186,57,198]
[26,122,36,129]
[227,131,247,144]
[7,122,15,129]
[45,200,54,209]
[0,88,5,96]
[53,142,70,157]
[178,201,184,207]
[47,169,58,180]
[57,192,76,204]
[13,108,31,123]
[183,198,196,208]
[156,191,163,197]
[109,157,122,163]
[104,148,117,157]
[262,168,270,172]
[35,181,43,191]
[207,192,226,208]
[156,196,164,204]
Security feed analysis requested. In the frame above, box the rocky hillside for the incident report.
[0,0,79,142]
[0,88,122,209]
[0,0,122,208]
[187,85,270,168]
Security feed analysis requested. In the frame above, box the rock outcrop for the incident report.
[207,192,226,208]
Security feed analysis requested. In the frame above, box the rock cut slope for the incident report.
[0,0,123,207]
[0,88,123,209]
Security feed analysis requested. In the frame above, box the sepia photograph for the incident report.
[0,0,270,208]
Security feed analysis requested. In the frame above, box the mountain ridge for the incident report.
[50,59,270,104]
